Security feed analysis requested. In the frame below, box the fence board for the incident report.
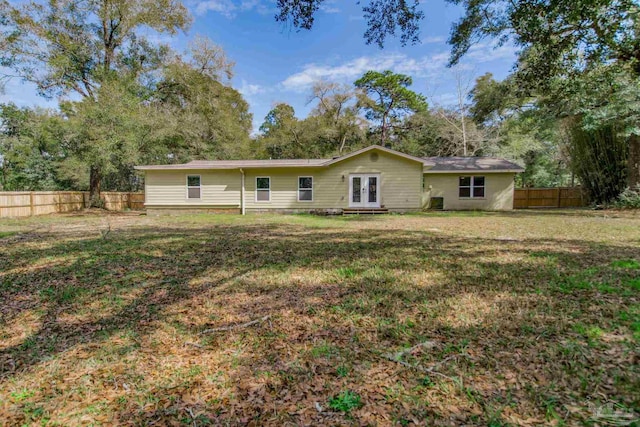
[514,187,587,209]
[0,191,144,218]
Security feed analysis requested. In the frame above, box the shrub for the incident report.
[329,390,362,413]
[614,186,640,209]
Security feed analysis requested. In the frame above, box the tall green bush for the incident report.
[568,122,628,204]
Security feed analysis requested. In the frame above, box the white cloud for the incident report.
[195,0,236,17]
[238,80,267,97]
[319,0,340,14]
[281,52,450,92]
[280,39,519,93]
[194,0,273,17]
[466,42,519,64]
[423,36,445,44]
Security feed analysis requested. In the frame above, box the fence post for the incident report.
[525,188,530,209]
[557,188,562,208]
[30,191,34,216]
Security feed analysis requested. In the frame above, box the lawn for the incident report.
[0,210,639,426]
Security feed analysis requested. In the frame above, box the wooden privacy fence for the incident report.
[514,187,587,209]
[0,191,145,218]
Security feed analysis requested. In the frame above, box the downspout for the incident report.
[240,168,245,215]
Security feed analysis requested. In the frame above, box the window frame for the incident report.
[297,176,314,202]
[255,176,271,203]
[186,174,202,200]
[458,175,485,199]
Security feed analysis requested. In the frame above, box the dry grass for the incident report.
[0,210,639,426]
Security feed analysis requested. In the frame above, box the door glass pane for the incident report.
[352,177,361,203]
[368,177,377,203]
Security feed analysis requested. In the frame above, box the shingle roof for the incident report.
[134,146,524,172]
[423,157,524,173]
[135,158,328,170]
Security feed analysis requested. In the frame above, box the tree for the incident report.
[0,104,69,191]
[156,38,252,161]
[468,73,571,188]
[446,0,640,190]
[274,0,640,194]
[354,70,427,146]
[58,77,152,193]
[259,103,323,159]
[275,0,423,48]
[0,0,191,202]
[398,109,497,157]
[307,81,366,154]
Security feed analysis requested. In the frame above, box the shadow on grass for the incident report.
[0,220,638,424]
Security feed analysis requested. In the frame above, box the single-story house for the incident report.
[134,145,524,214]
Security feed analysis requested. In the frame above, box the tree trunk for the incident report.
[89,165,102,207]
[628,133,640,189]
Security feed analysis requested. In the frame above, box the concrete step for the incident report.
[343,208,389,215]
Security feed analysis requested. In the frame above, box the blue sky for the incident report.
[1,0,518,133]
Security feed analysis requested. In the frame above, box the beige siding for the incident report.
[243,150,423,211]
[424,173,515,210]
[144,170,241,206]
[143,152,515,212]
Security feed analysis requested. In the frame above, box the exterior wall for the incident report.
[243,151,423,211]
[423,173,516,210]
[146,207,240,215]
[142,152,515,212]
[144,170,241,207]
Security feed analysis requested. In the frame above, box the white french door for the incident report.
[349,174,380,208]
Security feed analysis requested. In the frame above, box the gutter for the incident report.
[239,168,245,215]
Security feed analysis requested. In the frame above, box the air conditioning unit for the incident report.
[429,197,444,210]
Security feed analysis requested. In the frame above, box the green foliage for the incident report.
[448,0,640,191]
[328,390,362,413]
[58,77,154,191]
[1,0,191,99]
[157,39,253,161]
[258,83,367,159]
[0,103,71,191]
[0,0,192,197]
[274,0,424,48]
[568,122,628,204]
[0,5,253,194]
[355,70,427,146]
[447,0,639,78]
[611,259,640,270]
[614,187,640,209]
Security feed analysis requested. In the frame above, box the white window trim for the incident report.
[255,176,271,203]
[186,174,202,200]
[297,176,314,202]
[459,175,485,199]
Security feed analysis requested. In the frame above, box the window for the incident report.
[256,177,270,202]
[459,176,485,198]
[298,176,313,201]
[187,175,201,199]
